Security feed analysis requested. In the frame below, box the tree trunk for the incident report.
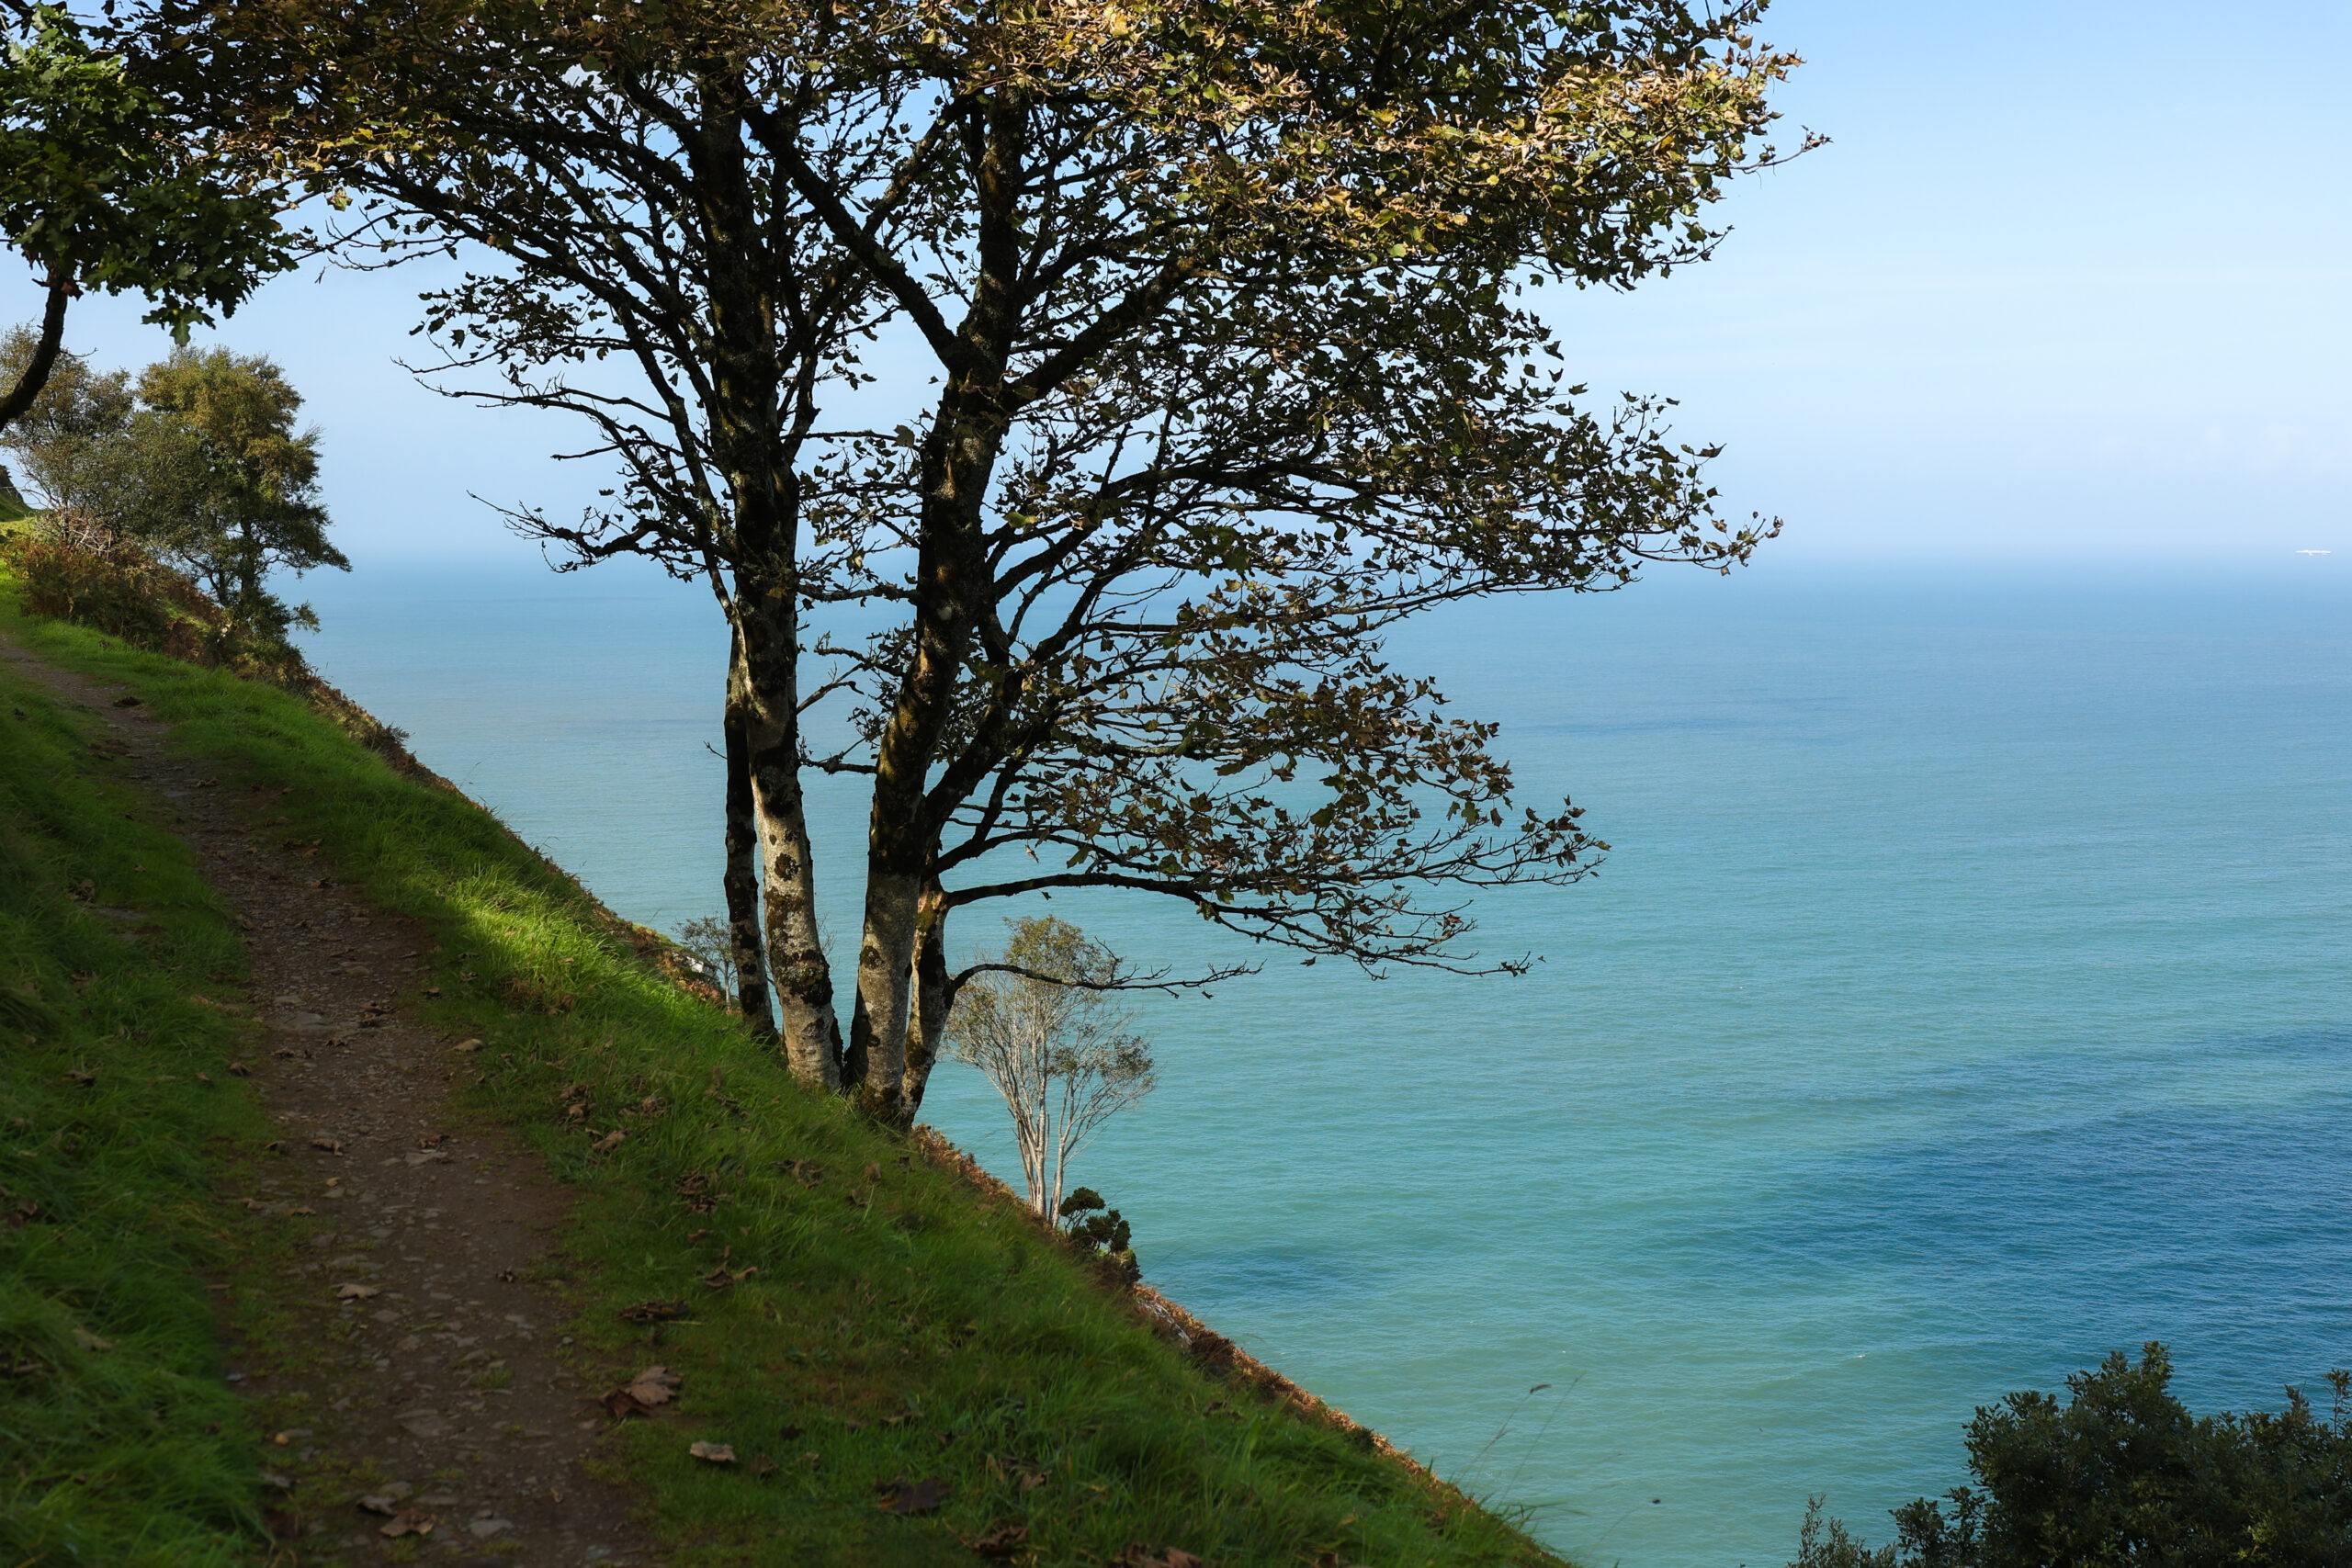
[901,884,950,1114]
[0,278,71,435]
[734,591,841,1087]
[690,78,841,1087]
[722,634,775,1037]
[844,100,1027,1117]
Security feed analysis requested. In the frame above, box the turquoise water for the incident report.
[301,559,2352,1566]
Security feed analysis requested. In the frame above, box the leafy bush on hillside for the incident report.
[1794,1344,2352,1568]
[1,529,300,678]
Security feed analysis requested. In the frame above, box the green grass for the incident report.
[0,578,1564,1567]
[0,657,276,1564]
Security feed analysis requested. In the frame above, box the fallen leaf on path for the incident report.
[356,1494,398,1517]
[689,1441,737,1464]
[619,1299,689,1325]
[601,1364,682,1417]
[335,1282,381,1300]
[288,1205,316,1216]
[878,1476,949,1516]
[452,1038,482,1054]
[379,1508,436,1538]
[310,1138,344,1155]
[626,1366,683,1404]
[963,1524,1031,1558]
[227,1061,251,1076]
[592,1130,625,1153]
[1114,1546,1205,1568]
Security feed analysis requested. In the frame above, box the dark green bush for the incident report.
[1060,1186,1141,1285]
[1796,1344,2352,1568]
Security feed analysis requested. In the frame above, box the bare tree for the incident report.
[947,917,1155,1223]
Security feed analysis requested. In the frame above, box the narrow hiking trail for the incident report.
[6,638,664,1568]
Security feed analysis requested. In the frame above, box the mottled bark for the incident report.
[692,78,842,1086]
[722,635,775,1037]
[0,278,71,435]
[843,104,1024,1117]
[901,885,951,1115]
[735,593,841,1085]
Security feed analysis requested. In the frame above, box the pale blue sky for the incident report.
[8,0,2348,569]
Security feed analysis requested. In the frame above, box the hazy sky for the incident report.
[7,0,2348,569]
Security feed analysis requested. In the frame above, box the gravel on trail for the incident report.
[6,640,664,1568]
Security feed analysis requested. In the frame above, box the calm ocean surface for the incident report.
[300,558,2352,1567]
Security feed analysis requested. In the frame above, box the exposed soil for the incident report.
[4,640,663,1567]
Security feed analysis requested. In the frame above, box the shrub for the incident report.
[1060,1186,1141,1286]
[1,528,301,678]
[1795,1344,2352,1568]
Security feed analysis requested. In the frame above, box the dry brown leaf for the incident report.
[452,1038,482,1054]
[618,1299,689,1325]
[626,1366,683,1404]
[227,1061,251,1077]
[379,1508,436,1538]
[879,1476,949,1516]
[310,1137,344,1155]
[592,1130,626,1153]
[335,1282,380,1300]
[597,1364,684,1418]
[1114,1547,1205,1568]
[600,1388,658,1420]
[963,1523,1031,1557]
[688,1440,737,1464]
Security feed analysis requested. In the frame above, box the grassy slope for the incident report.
[0,580,1562,1567]
[0,654,273,1564]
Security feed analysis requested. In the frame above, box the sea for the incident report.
[300,555,2352,1568]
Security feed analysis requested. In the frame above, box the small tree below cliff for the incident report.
[947,918,1156,1224]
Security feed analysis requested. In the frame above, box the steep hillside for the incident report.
[0,563,1564,1566]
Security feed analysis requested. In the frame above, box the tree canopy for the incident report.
[0,3,293,432]
[0,331,343,637]
[174,0,1801,1113]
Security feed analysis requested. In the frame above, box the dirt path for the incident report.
[6,640,663,1568]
